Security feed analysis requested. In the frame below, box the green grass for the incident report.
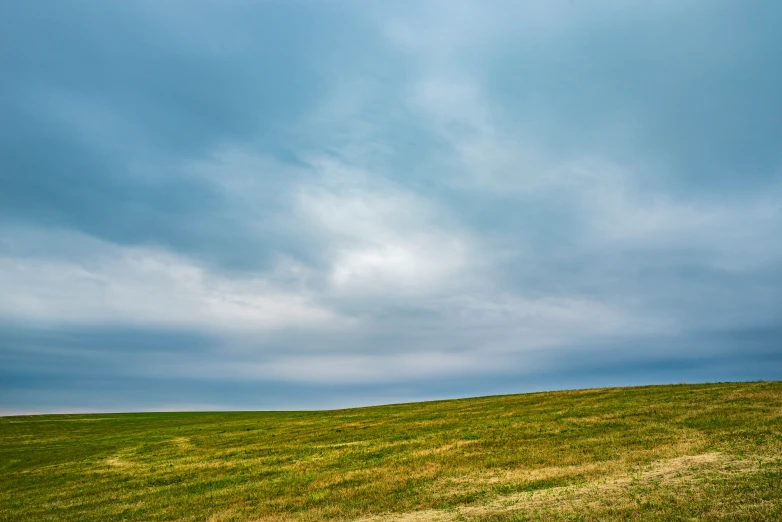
[1,382,781,521]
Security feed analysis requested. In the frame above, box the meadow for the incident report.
[1,381,781,521]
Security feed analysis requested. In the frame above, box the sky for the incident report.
[1,1,781,414]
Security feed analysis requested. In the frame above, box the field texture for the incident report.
[1,382,781,521]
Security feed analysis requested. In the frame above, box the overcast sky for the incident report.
[2,1,781,414]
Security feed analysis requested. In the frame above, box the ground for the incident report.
[1,382,781,521]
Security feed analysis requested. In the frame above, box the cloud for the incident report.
[2,0,781,411]
[391,7,782,277]
[574,161,782,270]
[0,227,350,333]
[294,161,477,296]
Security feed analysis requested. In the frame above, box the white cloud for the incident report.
[0,227,351,332]
[565,160,782,270]
[440,293,672,342]
[242,351,487,384]
[145,291,668,385]
[400,46,782,275]
[295,160,477,295]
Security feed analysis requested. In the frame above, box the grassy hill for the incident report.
[1,382,781,521]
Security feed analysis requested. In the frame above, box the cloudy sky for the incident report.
[2,1,781,414]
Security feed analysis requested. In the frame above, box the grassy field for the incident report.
[1,382,781,521]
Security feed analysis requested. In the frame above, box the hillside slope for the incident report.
[1,382,781,521]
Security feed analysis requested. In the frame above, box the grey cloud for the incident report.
[1,0,781,412]
[0,1,390,269]
[2,323,780,414]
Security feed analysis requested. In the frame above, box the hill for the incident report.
[1,382,781,521]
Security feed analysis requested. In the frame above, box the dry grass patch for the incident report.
[358,452,770,522]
